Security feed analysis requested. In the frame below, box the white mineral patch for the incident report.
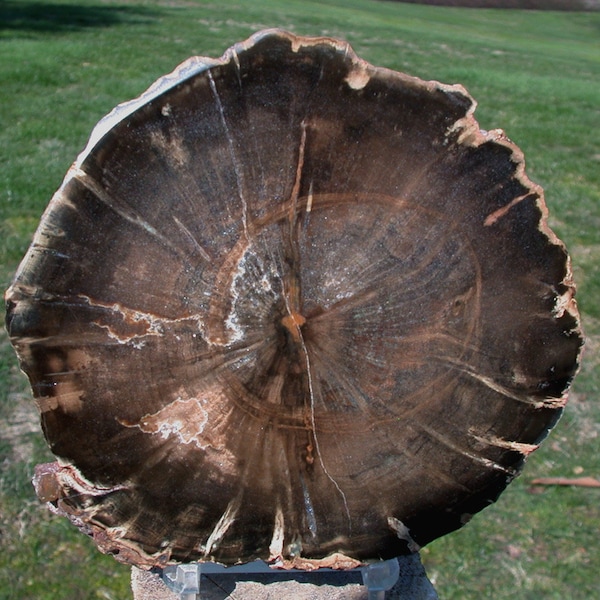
[268,505,286,560]
[133,396,209,446]
[387,516,420,553]
[345,66,370,90]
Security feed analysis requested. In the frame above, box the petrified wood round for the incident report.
[5,30,583,569]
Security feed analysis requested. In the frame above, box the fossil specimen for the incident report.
[5,30,582,570]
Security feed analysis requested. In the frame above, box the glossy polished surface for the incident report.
[5,30,582,568]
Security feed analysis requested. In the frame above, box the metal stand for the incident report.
[151,554,438,599]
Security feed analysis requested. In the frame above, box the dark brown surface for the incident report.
[5,30,582,569]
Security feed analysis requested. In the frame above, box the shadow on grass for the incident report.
[0,0,162,35]
[381,0,600,9]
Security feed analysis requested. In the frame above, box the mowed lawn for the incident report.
[1,1,599,598]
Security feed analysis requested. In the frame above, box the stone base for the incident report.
[131,554,438,599]
[131,566,366,599]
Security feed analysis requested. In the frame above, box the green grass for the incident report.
[1,1,599,598]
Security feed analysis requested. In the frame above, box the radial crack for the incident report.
[72,169,184,257]
[208,71,249,239]
[289,121,308,228]
[434,355,541,406]
[80,295,203,345]
[300,331,352,532]
[484,193,536,226]
[202,493,243,556]
[469,432,539,456]
[172,216,213,262]
[416,422,516,475]
[268,505,286,559]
